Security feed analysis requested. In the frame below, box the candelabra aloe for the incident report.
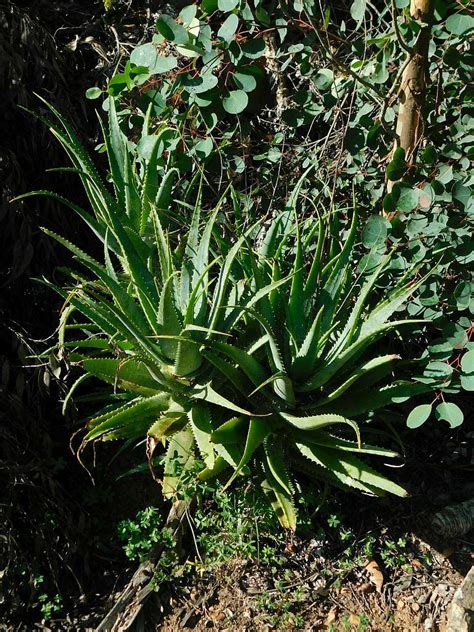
[17,97,434,529]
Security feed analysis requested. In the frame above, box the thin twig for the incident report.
[391,0,413,54]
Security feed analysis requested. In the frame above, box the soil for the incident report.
[155,537,468,632]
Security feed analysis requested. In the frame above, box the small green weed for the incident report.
[33,575,63,621]
[117,507,173,563]
[117,507,179,585]
[38,593,63,621]
[193,481,280,570]
[380,537,410,570]
[255,583,307,629]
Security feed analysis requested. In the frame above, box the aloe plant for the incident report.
[17,98,435,529]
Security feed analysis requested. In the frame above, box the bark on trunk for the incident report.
[395,0,435,159]
[385,0,435,205]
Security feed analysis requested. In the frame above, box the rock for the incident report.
[417,592,430,605]
[445,566,474,632]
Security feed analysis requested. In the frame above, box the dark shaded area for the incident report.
[0,1,161,626]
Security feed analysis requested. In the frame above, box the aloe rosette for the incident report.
[17,97,434,529]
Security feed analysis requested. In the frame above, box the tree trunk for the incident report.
[395,0,435,161]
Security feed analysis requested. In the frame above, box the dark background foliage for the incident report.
[0,1,159,624]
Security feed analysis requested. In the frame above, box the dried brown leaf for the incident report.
[365,559,384,593]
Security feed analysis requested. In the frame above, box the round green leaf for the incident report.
[202,0,218,13]
[361,215,388,248]
[233,69,257,92]
[223,90,248,114]
[136,136,160,160]
[130,43,158,68]
[194,137,213,158]
[183,74,218,94]
[396,185,419,212]
[217,13,239,42]
[350,0,368,28]
[445,13,474,36]
[282,108,307,127]
[428,341,453,361]
[372,61,388,84]
[241,38,266,59]
[255,5,271,26]
[107,74,128,96]
[193,89,217,107]
[437,164,453,184]
[145,90,166,115]
[156,15,189,44]
[344,127,365,155]
[452,181,471,210]
[420,360,453,387]
[86,87,102,100]
[454,281,471,310]
[218,0,239,11]
[419,280,439,307]
[176,45,200,59]
[421,145,438,164]
[313,68,333,91]
[461,349,474,373]
[151,55,178,74]
[422,361,453,382]
[407,404,432,429]
[435,402,464,428]
[357,250,385,273]
[382,192,397,213]
[179,5,197,24]
[386,147,407,181]
[460,374,474,391]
